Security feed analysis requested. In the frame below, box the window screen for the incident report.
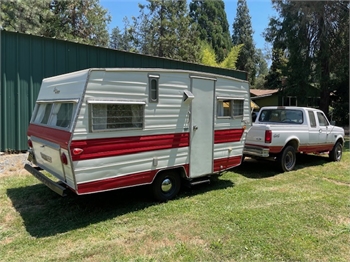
[91,103,144,131]
[233,100,244,118]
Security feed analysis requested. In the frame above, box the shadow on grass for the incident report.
[6,177,233,238]
[235,153,331,179]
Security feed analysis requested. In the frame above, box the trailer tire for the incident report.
[277,145,296,172]
[152,170,181,202]
[329,141,342,162]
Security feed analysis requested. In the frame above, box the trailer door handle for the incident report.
[193,125,198,130]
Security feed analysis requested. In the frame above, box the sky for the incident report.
[100,0,277,51]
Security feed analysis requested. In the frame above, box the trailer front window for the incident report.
[91,103,144,131]
[32,102,76,129]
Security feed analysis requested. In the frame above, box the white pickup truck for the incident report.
[243,106,345,172]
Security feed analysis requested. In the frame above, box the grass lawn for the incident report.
[1,148,349,261]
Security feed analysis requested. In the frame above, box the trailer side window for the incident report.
[148,75,159,103]
[217,99,232,118]
[91,103,144,131]
[233,100,244,118]
[217,99,244,119]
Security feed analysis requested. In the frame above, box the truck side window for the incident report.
[308,111,317,127]
[90,102,144,131]
[317,112,329,126]
[148,75,159,103]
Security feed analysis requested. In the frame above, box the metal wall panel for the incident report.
[0,30,247,151]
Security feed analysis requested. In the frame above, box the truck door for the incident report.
[307,110,319,148]
[189,76,215,178]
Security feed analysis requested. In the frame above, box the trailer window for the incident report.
[91,103,144,131]
[33,102,75,129]
[148,75,159,103]
[217,99,244,119]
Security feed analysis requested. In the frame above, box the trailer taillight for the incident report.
[27,139,33,148]
[265,130,272,144]
[72,148,83,155]
[61,152,68,165]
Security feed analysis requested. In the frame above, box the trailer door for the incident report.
[190,77,215,178]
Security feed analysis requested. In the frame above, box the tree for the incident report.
[189,0,232,63]
[129,0,201,63]
[1,0,111,47]
[253,49,269,89]
[200,42,243,69]
[232,0,256,86]
[110,18,133,51]
[264,0,349,118]
[264,48,288,90]
[0,0,52,35]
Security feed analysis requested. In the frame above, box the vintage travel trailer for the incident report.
[24,68,251,201]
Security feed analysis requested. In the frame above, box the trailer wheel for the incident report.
[152,170,181,202]
[329,141,342,162]
[277,145,296,172]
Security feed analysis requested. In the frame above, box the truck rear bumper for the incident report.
[24,164,67,196]
[243,146,270,158]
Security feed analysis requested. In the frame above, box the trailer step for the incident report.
[189,179,211,186]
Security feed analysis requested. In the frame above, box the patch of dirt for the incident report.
[0,153,28,177]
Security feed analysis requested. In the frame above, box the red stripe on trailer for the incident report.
[27,124,71,149]
[214,128,244,144]
[77,164,190,194]
[213,155,242,172]
[71,132,190,161]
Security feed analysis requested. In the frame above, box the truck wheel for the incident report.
[278,145,296,172]
[152,170,181,202]
[329,141,342,162]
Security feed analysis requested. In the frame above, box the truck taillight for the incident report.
[61,152,68,165]
[27,139,33,148]
[265,130,272,144]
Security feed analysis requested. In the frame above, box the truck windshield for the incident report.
[258,109,303,124]
[32,102,76,129]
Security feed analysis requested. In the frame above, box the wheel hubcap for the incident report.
[161,178,172,193]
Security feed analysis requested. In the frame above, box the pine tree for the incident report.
[129,0,201,63]
[189,0,232,63]
[232,0,256,86]
[0,0,111,47]
[264,0,349,118]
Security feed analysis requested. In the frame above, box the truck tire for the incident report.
[278,145,296,172]
[329,141,343,162]
[152,170,181,202]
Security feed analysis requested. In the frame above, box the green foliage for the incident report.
[219,44,243,69]
[264,0,349,118]
[200,42,243,69]
[189,0,232,63]
[200,42,217,67]
[129,0,201,63]
[232,0,256,86]
[0,0,111,47]
[109,18,133,51]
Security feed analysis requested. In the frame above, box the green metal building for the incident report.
[0,30,247,151]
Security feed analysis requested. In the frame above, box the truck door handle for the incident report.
[319,129,322,133]
[193,125,198,130]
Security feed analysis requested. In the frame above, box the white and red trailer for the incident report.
[25,68,251,201]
